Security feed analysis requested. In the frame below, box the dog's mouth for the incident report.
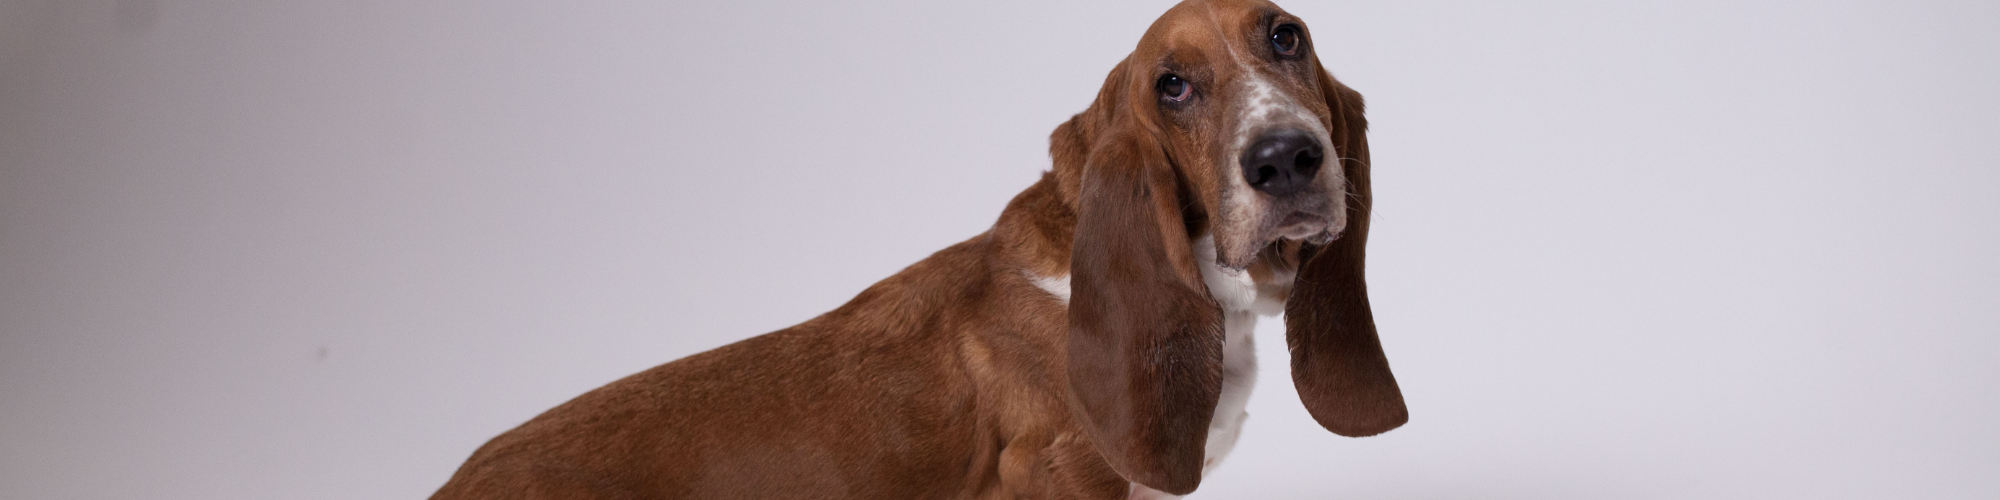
[1262,187,1344,240]
[1216,204,1345,271]
[1275,211,1323,234]
[1212,165,1350,270]
[1269,209,1343,244]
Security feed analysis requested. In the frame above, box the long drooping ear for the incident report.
[1283,69,1409,437]
[1065,127,1226,495]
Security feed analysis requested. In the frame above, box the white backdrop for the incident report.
[3,1,1996,498]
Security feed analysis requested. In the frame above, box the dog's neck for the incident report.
[998,174,1291,497]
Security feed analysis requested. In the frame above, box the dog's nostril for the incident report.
[1255,166,1278,185]
[1294,149,1322,171]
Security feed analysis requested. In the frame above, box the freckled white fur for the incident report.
[1215,57,1341,270]
[1236,77,1283,136]
[1233,73,1330,143]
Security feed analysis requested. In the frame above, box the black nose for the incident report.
[1239,129,1324,196]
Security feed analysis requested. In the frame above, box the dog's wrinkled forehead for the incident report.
[1131,0,1338,181]
[1137,0,1330,119]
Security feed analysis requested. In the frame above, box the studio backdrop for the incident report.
[2,0,1996,498]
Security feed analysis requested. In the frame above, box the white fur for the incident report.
[1237,76,1283,134]
[1190,236,1275,475]
[1232,72,1331,145]
[1129,482,1180,500]
[1029,271,1072,304]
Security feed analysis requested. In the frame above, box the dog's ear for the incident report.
[1049,58,1124,206]
[1064,123,1226,495]
[1282,69,1409,438]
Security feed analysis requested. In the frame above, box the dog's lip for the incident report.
[1259,211,1331,245]
[1221,206,1341,269]
[1276,211,1320,226]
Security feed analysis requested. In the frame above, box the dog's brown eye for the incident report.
[1272,25,1302,57]
[1157,74,1192,102]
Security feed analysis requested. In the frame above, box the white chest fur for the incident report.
[1183,236,1287,495]
[1029,236,1290,499]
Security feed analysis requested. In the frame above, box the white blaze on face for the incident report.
[1236,76,1284,136]
[1213,56,1344,268]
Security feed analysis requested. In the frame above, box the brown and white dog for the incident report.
[432,0,1405,498]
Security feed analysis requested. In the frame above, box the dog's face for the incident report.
[1131,0,1346,270]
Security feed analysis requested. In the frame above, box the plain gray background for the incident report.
[4,0,1997,498]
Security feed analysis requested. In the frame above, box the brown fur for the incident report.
[432,1,1402,498]
[1065,123,1224,493]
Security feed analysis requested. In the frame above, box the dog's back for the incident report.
[433,239,1010,499]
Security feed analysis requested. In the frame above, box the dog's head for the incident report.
[1051,0,1406,493]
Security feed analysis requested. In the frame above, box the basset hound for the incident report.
[431,0,1405,498]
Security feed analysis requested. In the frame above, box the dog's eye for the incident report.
[1272,25,1302,57]
[1157,74,1192,102]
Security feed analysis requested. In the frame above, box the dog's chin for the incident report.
[1271,209,1346,243]
[1215,212,1345,270]
[1273,214,1328,240]
[1287,216,1347,246]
